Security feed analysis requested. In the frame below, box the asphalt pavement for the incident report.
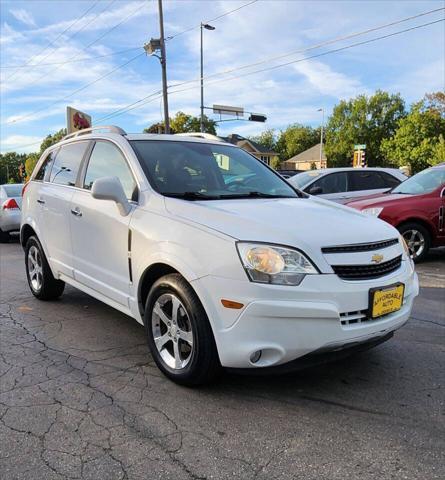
[0,240,444,480]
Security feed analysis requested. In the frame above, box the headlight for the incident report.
[362,207,383,217]
[400,235,414,264]
[237,242,318,285]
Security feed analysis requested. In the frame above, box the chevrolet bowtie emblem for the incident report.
[371,254,384,264]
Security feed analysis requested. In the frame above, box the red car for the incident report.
[346,164,445,262]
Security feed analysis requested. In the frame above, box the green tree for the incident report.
[325,90,406,167]
[39,129,67,153]
[144,112,217,135]
[0,152,27,184]
[247,129,277,151]
[25,153,40,180]
[380,94,445,173]
[276,124,319,160]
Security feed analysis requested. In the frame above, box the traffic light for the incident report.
[353,151,360,167]
[360,150,366,167]
[249,114,267,123]
[19,164,25,179]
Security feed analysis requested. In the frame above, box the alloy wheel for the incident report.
[402,229,425,259]
[151,293,194,369]
[28,245,43,291]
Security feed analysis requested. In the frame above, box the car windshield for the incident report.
[391,167,445,195]
[289,171,322,189]
[130,140,299,199]
[3,184,22,197]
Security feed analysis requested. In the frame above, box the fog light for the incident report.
[250,350,262,364]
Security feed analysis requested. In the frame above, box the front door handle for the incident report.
[37,199,45,205]
[71,208,82,217]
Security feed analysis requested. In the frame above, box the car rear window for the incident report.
[3,185,22,197]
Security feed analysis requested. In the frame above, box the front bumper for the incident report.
[192,260,419,369]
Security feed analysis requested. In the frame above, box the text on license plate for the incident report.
[370,283,405,319]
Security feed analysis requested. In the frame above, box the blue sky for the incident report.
[1,0,444,153]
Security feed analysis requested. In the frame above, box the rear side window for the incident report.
[348,171,386,191]
[49,142,89,186]
[83,141,137,200]
[35,149,58,181]
[378,171,401,188]
[310,172,348,194]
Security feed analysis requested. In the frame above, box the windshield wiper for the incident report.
[219,191,296,199]
[163,191,221,200]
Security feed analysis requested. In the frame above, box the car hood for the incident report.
[346,193,413,209]
[165,196,398,251]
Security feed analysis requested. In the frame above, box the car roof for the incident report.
[297,167,403,174]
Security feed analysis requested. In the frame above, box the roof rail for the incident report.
[63,125,126,141]
[174,132,224,142]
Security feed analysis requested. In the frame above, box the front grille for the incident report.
[332,255,402,280]
[322,238,399,254]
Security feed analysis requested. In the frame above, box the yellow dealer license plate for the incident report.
[370,283,405,319]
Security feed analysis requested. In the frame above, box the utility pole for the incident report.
[200,23,215,132]
[158,0,170,134]
[318,108,324,165]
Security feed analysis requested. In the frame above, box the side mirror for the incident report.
[91,176,132,216]
[309,185,323,195]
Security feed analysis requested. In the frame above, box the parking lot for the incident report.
[0,240,444,480]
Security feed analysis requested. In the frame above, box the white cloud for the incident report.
[293,60,368,100]
[1,134,42,153]
[10,9,36,27]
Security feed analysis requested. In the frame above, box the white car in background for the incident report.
[20,127,418,385]
[289,167,407,203]
[0,183,22,242]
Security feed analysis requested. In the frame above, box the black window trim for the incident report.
[80,139,140,203]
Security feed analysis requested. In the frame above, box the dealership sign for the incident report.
[66,107,92,134]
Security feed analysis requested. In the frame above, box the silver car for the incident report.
[0,184,22,242]
[288,167,407,203]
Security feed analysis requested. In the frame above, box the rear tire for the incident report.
[397,222,431,263]
[25,236,65,300]
[0,228,10,243]
[144,273,221,386]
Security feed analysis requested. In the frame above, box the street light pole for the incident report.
[200,23,215,133]
[318,108,324,165]
[158,0,170,134]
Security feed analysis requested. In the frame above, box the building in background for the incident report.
[281,143,327,171]
[224,134,279,167]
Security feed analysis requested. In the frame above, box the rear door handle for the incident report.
[71,208,82,217]
[37,199,45,205]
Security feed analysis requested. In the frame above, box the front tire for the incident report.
[25,236,65,300]
[144,274,220,386]
[398,222,431,263]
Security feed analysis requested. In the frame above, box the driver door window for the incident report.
[84,141,137,200]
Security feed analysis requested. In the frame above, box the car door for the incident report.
[70,140,138,307]
[346,170,390,202]
[306,172,349,202]
[37,142,89,278]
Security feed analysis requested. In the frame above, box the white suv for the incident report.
[21,126,419,385]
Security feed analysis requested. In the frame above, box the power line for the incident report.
[90,14,444,123]
[4,52,145,125]
[0,47,142,69]
[169,7,445,90]
[20,0,146,92]
[168,18,444,96]
[4,16,441,152]
[166,0,259,40]
[3,0,101,82]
